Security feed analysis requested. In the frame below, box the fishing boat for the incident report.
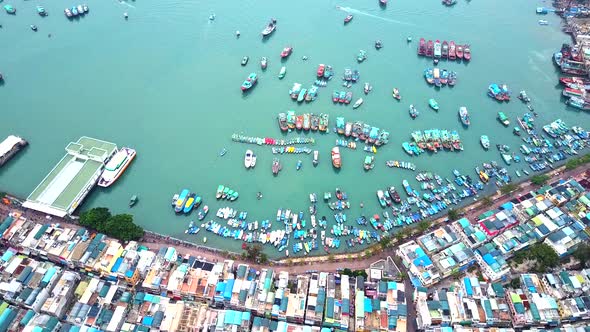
[332,91,340,103]
[448,71,457,86]
[344,15,353,24]
[64,8,72,17]
[98,147,136,187]
[513,127,521,136]
[424,68,434,84]
[426,40,434,57]
[409,104,419,119]
[357,50,367,63]
[379,0,387,5]
[363,156,375,170]
[251,154,257,168]
[433,40,442,58]
[297,88,307,102]
[317,64,325,77]
[459,106,470,126]
[272,158,282,175]
[174,189,190,213]
[428,99,439,111]
[290,83,302,99]
[83,4,88,13]
[183,193,197,214]
[261,18,277,36]
[392,88,401,100]
[352,69,360,82]
[313,150,319,166]
[364,83,372,94]
[37,6,47,16]
[244,150,254,168]
[456,44,464,59]
[480,135,490,150]
[375,40,383,50]
[463,45,471,61]
[4,5,16,14]
[278,113,288,131]
[77,5,84,14]
[280,47,293,58]
[198,206,209,220]
[352,98,363,109]
[216,185,224,199]
[344,91,353,104]
[241,73,257,91]
[324,65,333,79]
[331,147,341,168]
[441,41,449,58]
[518,90,531,103]
[442,0,457,6]
[433,67,441,87]
[449,41,456,60]
[260,57,268,69]
[296,160,302,170]
[377,190,387,207]
[339,91,346,103]
[129,195,138,207]
[296,115,303,130]
[440,69,449,85]
[305,86,318,102]
[303,113,311,130]
[418,38,426,55]
[497,112,510,126]
[241,56,249,66]
[72,6,78,16]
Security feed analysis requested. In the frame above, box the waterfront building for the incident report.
[396,240,441,287]
[417,225,460,255]
[304,273,322,326]
[286,274,308,324]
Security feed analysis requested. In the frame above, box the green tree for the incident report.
[512,243,559,272]
[573,243,590,268]
[328,254,335,262]
[480,196,493,207]
[379,236,392,250]
[104,214,144,241]
[509,278,521,289]
[0,192,6,198]
[448,209,461,221]
[79,207,111,232]
[500,183,518,195]
[530,174,550,186]
[417,221,431,233]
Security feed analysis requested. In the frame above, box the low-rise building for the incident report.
[474,242,510,282]
[397,240,441,287]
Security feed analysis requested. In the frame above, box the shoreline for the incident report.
[2,163,587,270]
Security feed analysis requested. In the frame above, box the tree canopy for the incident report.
[500,183,518,195]
[530,174,550,186]
[513,243,559,272]
[79,207,143,241]
[573,243,590,268]
[447,209,461,221]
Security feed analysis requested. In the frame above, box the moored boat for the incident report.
[441,41,449,58]
[65,8,72,17]
[426,40,434,57]
[448,41,456,60]
[174,189,190,213]
[98,147,136,187]
[463,45,471,61]
[357,50,367,63]
[183,193,197,214]
[317,64,325,77]
[289,83,302,99]
[313,150,319,166]
[297,88,307,102]
[480,135,490,150]
[344,91,353,104]
[418,38,426,55]
[37,5,47,16]
[241,73,258,91]
[433,40,442,58]
[260,57,268,69]
[497,112,510,126]
[456,44,464,59]
[331,147,341,168]
[364,83,372,94]
[363,156,375,170]
[261,18,277,36]
[459,106,470,126]
[305,86,318,102]
[352,98,363,109]
[245,149,254,168]
[278,66,286,79]
[198,206,209,220]
[428,98,439,111]
[296,115,303,130]
[280,46,293,58]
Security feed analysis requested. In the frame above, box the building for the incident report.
[397,240,441,287]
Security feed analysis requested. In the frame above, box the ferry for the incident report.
[174,189,190,213]
[97,147,136,187]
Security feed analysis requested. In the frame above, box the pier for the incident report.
[22,136,117,217]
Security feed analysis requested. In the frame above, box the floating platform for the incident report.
[0,135,28,166]
[23,137,117,217]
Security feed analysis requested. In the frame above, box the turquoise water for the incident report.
[0,0,587,258]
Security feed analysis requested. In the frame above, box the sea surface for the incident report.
[1,0,587,258]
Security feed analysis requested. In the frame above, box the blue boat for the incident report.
[174,189,190,213]
[71,6,78,15]
[296,160,302,170]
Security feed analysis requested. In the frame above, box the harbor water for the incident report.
[0,0,587,258]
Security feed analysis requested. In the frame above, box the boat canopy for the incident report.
[489,84,501,95]
[105,151,128,171]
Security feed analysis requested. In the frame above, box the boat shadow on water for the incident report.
[261,34,274,43]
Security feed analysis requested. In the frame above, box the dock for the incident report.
[22,136,117,217]
[0,135,28,166]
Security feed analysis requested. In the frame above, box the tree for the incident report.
[379,236,392,250]
[328,254,335,262]
[448,209,460,221]
[530,174,550,186]
[512,243,559,272]
[103,214,144,241]
[573,243,590,268]
[509,278,521,289]
[79,207,111,232]
[417,221,431,233]
[480,196,493,207]
[500,183,518,195]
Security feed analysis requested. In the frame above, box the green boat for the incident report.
[428,98,439,111]
[297,88,307,102]
[216,185,224,199]
[229,191,239,201]
[278,66,286,79]
[497,112,510,126]
[222,187,230,198]
[129,194,138,207]
[4,5,16,14]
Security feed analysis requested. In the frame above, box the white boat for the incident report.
[244,149,253,168]
[98,147,136,187]
[352,98,364,109]
[251,153,257,168]
[538,20,549,25]
[313,150,319,166]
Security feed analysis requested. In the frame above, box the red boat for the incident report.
[560,76,590,86]
[426,40,434,57]
[317,64,325,77]
[448,41,456,60]
[296,115,303,130]
[344,15,353,24]
[280,47,293,58]
[463,45,471,61]
[441,41,449,58]
[418,38,426,55]
[456,44,464,59]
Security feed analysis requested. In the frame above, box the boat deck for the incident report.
[23,136,117,217]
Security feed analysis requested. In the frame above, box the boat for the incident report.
[313,150,319,166]
[379,0,387,5]
[72,6,78,16]
[433,68,441,87]
[448,71,457,86]
[272,158,282,175]
[424,68,434,84]
[219,148,227,157]
[4,5,16,14]
[278,113,288,131]
[183,193,197,214]
[480,135,490,150]
[428,99,439,111]
[129,195,138,207]
[280,47,293,58]
[440,69,449,85]
[538,20,549,25]
[418,38,426,55]
[409,104,419,119]
[198,206,209,220]
[261,18,277,36]
[77,5,84,14]
[290,83,302,99]
[375,40,383,49]
[37,6,47,16]
[331,147,341,168]
[407,36,412,42]
[463,45,471,61]
[317,64,325,77]
[353,98,363,109]
[344,15,353,24]
[241,73,257,91]
[441,41,449,58]
[338,91,346,103]
[364,83,372,94]
[459,106,470,126]
[306,86,318,102]
[518,90,531,103]
[275,66,286,79]
[392,88,401,100]
[449,41,456,60]
[323,65,333,79]
[344,91,353,104]
[513,127,521,136]
[83,4,88,12]
[377,190,387,207]
[216,185,224,199]
[251,154,257,168]
[363,156,375,170]
[296,160,302,170]
[98,147,136,187]
[64,8,72,17]
[297,88,307,102]
[241,56,249,66]
[174,189,190,213]
[303,113,311,130]
[352,69,360,82]
[426,40,434,57]
[456,44,464,59]
[203,237,207,243]
[332,91,340,103]
[244,150,254,168]
[442,0,457,5]
[296,115,303,129]
[497,112,510,126]
[260,57,268,69]
[30,25,38,31]
[357,50,367,63]
[433,40,442,58]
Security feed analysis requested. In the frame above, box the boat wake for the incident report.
[336,6,416,26]
[118,0,136,9]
